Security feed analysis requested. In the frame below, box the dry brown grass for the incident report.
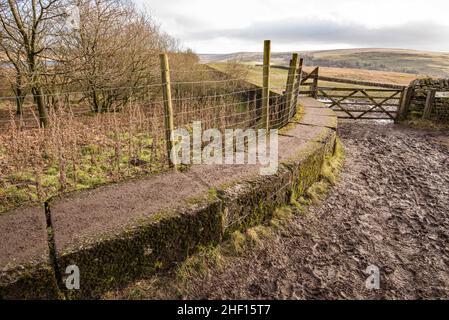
[0,102,167,213]
[302,66,418,86]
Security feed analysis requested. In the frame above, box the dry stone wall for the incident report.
[407,78,449,123]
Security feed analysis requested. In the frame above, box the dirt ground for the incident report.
[113,121,449,300]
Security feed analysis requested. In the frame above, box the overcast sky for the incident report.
[136,0,449,53]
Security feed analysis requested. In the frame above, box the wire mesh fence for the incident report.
[0,56,302,214]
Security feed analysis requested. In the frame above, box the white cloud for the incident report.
[137,0,449,53]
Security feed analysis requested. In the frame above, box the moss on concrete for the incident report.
[58,197,223,299]
[0,262,59,299]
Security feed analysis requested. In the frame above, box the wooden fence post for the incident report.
[292,57,304,114]
[159,53,176,170]
[396,86,412,121]
[423,89,436,119]
[285,53,298,120]
[312,67,319,98]
[285,58,292,91]
[261,40,271,131]
[395,87,406,122]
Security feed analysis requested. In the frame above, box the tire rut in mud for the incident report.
[178,122,449,299]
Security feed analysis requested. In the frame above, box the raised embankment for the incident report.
[0,97,337,299]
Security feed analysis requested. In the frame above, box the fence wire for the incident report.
[0,67,300,214]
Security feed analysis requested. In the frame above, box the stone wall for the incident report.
[407,78,449,122]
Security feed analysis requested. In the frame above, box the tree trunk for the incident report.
[92,90,102,113]
[28,53,48,127]
[14,75,25,116]
[32,86,48,127]
[15,92,24,116]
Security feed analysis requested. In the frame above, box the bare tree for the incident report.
[1,0,198,121]
[0,0,66,126]
[58,0,177,113]
[0,37,28,115]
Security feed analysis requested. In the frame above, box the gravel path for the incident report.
[115,121,449,299]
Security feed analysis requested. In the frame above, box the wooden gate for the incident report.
[300,69,406,120]
[317,87,403,120]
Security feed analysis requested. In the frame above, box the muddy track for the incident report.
[114,121,449,300]
[180,122,449,299]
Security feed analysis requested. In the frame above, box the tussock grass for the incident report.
[404,118,449,130]
[321,139,345,185]
[174,220,283,283]
[175,245,224,281]
[297,138,345,206]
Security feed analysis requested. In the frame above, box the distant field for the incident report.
[209,62,408,102]
[209,62,416,91]
[301,66,417,86]
[201,48,449,78]
[211,63,291,92]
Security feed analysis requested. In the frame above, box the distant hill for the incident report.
[200,48,449,78]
